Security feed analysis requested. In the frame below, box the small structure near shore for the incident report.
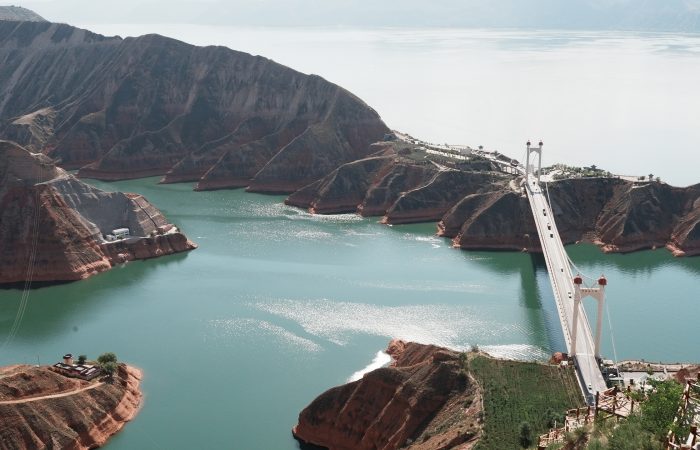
[50,353,102,381]
[105,227,131,241]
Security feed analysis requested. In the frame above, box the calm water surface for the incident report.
[0,178,698,449]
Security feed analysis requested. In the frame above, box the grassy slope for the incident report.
[470,355,584,450]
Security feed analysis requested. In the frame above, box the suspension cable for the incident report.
[605,299,619,366]
[544,180,601,286]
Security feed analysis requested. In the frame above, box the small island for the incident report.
[0,352,142,449]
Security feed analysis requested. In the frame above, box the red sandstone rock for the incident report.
[0,363,143,450]
[293,340,478,450]
[550,352,567,365]
[0,141,196,284]
[439,178,700,256]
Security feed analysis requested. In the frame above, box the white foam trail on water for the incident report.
[294,229,333,240]
[252,298,536,352]
[412,235,443,248]
[208,318,322,353]
[348,350,392,382]
[480,344,551,361]
[354,280,487,294]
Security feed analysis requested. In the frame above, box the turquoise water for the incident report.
[0,178,697,449]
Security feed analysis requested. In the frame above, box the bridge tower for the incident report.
[526,140,543,183]
[571,275,607,359]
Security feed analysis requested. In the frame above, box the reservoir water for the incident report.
[1,28,700,449]
[0,178,698,449]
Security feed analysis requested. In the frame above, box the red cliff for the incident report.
[293,340,480,450]
[439,178,700,256]
[0,141,196,284]
[0,363,142,450]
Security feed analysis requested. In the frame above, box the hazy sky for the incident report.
[7,0,700,30]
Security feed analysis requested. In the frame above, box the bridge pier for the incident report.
[572,275,607,359]
[525,141,543,183]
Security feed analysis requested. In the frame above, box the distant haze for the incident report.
[5,0,700,31]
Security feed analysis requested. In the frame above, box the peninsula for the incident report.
[0,356,142,449]
[293,340,581,450]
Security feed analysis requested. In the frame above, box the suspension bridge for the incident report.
[523,141,609,405]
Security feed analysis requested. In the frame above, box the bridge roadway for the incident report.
[525,175,608,403]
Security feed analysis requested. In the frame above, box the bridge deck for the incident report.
[525,176,607,403]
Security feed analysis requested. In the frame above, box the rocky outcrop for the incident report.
[0,363,142,450]
[286,141,508,221]
[594,181,700,255]
[293,340,480,450]
[0,141,196,284]
[286,155,397,214]
[442,190,539,251]
[438,178,700,255]
[0,20,388,193]
[382,170,507,225]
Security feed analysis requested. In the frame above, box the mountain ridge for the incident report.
[0,19,389,193]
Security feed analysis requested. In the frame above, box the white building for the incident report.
[112,228,130,239]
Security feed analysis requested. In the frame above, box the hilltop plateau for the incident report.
[0,362,142,449]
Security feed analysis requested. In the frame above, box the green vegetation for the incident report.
[97,352,118,380]
[519,421,533,448]
[101,361,118,379]
[97,352,117,365]
[547,379,683,450]
[605,415,662,450]
[469,355,583,450]
[542,163,611,180]
[640,379,685,440]
[589,379,685,450]
[77,354,87,365]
